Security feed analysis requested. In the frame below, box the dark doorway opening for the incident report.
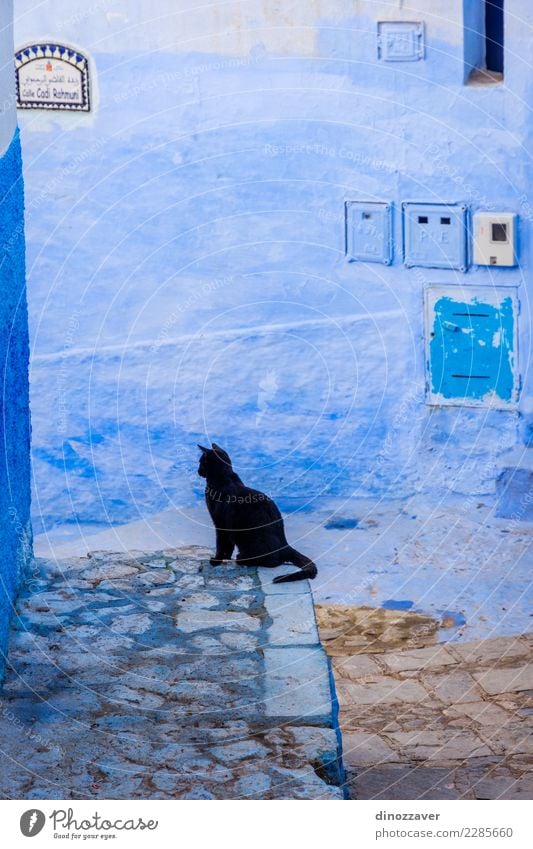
[485,0,504,74]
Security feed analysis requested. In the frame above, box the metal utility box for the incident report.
[425,286,519,408]
[377,22,425,62]
[345,201,392,265]
[473,212,517,267]
[403,202,468,271]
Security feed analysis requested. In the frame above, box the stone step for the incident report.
[0,549,347,800]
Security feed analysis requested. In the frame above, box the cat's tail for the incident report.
[273,547,318,584]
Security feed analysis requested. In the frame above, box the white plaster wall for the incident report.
[0,0,16,154]
[14,0,464,56]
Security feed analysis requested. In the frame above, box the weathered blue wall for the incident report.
[0,126,32,660]
[14,1,532,533]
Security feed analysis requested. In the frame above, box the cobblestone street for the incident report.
[318,609,533,800]
[0,549,344,800]
[2,546,531,801]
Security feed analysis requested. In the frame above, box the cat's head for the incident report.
[197,443,232,478]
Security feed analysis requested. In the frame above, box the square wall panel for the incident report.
[377,22,425,62]
[345,201,392,265]
[404,202,468,271]
[425,286,519,408]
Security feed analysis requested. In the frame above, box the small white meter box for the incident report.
[473,212,517,267]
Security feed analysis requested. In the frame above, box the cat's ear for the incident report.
[197,444,209,452]
[212,443,231,464]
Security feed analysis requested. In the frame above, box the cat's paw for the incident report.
[209,557,223,566]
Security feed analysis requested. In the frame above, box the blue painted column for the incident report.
[0,125,32,665]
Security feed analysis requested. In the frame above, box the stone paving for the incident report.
[317,608,533,800]
[0,548,345,800]
[36,497,533,643]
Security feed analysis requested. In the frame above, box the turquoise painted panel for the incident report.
[429,295,515,403]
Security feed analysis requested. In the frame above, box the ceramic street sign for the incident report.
[15,43,90,111]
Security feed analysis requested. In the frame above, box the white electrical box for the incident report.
[473,212,517,267]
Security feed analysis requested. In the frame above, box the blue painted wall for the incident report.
[0,127,32,662]
[13,2,533,533]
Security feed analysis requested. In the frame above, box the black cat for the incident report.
[198,443,317,584]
